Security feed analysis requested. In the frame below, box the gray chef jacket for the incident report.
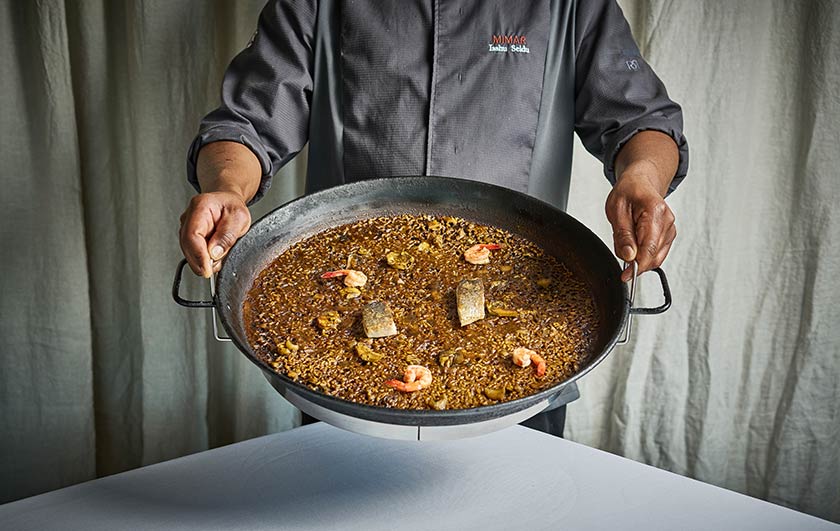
[187,0,688,210]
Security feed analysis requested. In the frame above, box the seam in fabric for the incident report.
[526,0,559,192]
[424,0,441,176]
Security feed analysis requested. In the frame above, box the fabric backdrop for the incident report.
[1,0,838,523]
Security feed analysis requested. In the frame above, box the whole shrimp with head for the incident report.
[321,269,367,287]
[385,365,433,392]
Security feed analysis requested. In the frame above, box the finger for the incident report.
[608,198,638,263]
[634,206,669,274]
[179,206,215,278]
[650,224,677,270]
[206,205,251,261]
[180,230,212,277]
[621,262,635,283]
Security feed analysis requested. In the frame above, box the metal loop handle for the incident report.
[630,267,671,315]
[617,263,672,345]
[172,259,214,308]
[172,259,231,342]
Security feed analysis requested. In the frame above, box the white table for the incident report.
[1,424,836,530]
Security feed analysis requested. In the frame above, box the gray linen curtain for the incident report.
[0,0,303,498]
[1,0,838,523]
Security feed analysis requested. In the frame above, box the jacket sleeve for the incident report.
[574,0,689,194]
[186,0,317,203]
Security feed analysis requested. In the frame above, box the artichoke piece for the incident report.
[274,339,291,355]
[340,287,362,299]
[386,250,415,270]
[487,302,519,318]
[316,310,341,331]
[355,343,384,363]
[438,348,466,368]
[428,397,448,410]
[484,387,505,401]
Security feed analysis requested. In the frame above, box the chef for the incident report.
[179,0,689,437]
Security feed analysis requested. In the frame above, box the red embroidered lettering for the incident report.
[488,34,529,53]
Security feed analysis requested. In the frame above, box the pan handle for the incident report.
[630,267,671,315]
[171,259,232,342]
[616,262,672,345]
[172,259,214,307]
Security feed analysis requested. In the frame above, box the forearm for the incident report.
[614,130,679,197]
[196,141,262,203]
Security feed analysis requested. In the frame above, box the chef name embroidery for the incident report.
[488,34,530,54]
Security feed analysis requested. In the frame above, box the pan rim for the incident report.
[214,176,630,426]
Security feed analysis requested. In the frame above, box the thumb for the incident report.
[207,205,251,261]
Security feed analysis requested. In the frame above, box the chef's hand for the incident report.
[607,130,680,283]
[606,171,676,283]
[178,141,261,277]
[179,191,251,277]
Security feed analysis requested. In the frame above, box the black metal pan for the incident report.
[173,176,670,440]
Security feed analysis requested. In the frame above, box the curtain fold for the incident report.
[0,0,837,523]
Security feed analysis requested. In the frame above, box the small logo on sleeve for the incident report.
[488,34,530,54]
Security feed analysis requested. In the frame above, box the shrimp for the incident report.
[512,347,546,377]
[321,269,367,287]
[385,365,433,392]
[464,244,501,265]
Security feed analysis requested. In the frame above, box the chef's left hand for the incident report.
[605,170,676,283]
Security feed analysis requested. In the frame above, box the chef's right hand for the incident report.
[179,191,251,277]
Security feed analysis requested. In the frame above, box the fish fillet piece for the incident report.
[362,301,397,338]
[456,279,485,327]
